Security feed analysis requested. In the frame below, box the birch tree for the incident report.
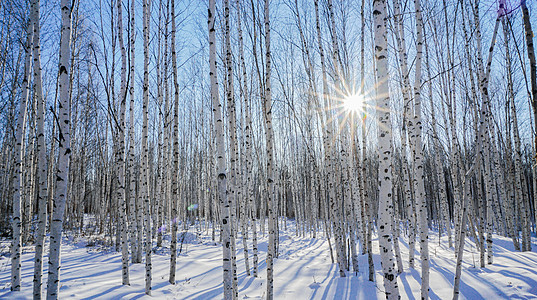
[46,0,73,297]
[521,0,537,160]
[142,0,152,294]
[116,0,130,285]
[264,0,277,297]
[169,0,180,284]
[373,0,400,298]
[224,0,239,295]
[11,14,33,292]
[360,0,374,282]
[127,0,141,264]
[410,0,430,296]
[208,0,233,298]
[236,0,252,278]
[32,0,48,294]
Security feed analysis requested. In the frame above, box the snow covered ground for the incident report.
[1,221,536,299]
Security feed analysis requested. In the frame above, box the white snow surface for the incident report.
[1,220,537,299]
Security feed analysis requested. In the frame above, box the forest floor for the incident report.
[1,220,537,299]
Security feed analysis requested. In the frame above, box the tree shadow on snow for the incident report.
[318,267,371,299]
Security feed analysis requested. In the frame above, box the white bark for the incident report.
[116,0,130,285]
[142,0,152,294]
[359,0,373,280]
[393,0,417,271]
[505,7,531,251]
[362,121,374,282]
[236,0,252,278]
[392,193,403,275]
[328,0,350,275]
[127,0,141,264]
[208,0,233,298]
[373,0,399,298]
[264,0,276,298]
[11,16,33,293]
[32,0,48,295]
[313,0,345,278]
[521,0,537,167]
[46,0,72,297]
[224,0,239,295]
[169,0,180,284]
[453,171,472,300]
[473,0,504,259]
[411,1,429,297]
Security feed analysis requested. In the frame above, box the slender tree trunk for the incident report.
[359,0,374,277]
[46,0,72,297]
[373,0,399,298]
[521,0,537,161]
[32,0,49,295]
[127,0,140,264]
[169,0,180,284]
[223,0,239,295]
[263,1,276,298]
[327,0,349,276]
[393,0,418,271]
[453,172,472,300]
[236,0,252,277]
[392,193,404,274]
[473,0,505,259]
[142,0,152,294]
[362,122,375,282]
[116,0,130,285]
[208,1,233,298]
[11,17,33,293]
[22,127,34,245]
[411,0,430,297]
[313,0,345,278]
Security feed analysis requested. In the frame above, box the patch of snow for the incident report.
[0,221,536,299]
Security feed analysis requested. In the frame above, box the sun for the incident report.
[343,93,364,113]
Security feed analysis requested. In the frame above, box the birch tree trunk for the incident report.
[453,170,472,300]
[328,0,350,275]
[359,0,374,282]
[410,1,430,297]
[521,0,537,161]
[457,2,475,254]
[236,0,252,277]
[116,0,130,285]
[208,1,233,298]
[169,0,180,284]
[373,0,399,298]
[362,120,375,282]
[142,0,152,294]
[32,0,49,295]
[393,0,417,270]
[22,128,34,245]
[223,0,239,295]
[46,0,72,297]
[313,0,346,278]
[473,0,505,258]
[243,1,258,278]
[518,0,536,250]
[127,0,140,264]
[11,17,33,292]
[264,0,276,298]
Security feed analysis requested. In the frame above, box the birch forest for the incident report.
[0,0,537,299]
